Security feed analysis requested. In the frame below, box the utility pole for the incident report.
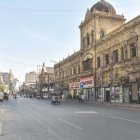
[36,65,41,94]
[47,73,50,97]
[50,60,60,92]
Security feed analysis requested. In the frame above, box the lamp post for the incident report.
[36,65,42,94]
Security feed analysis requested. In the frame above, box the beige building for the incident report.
[54,0,140,103]
[39,63,55,93]
[25,71,37,85]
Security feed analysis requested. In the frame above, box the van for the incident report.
[0,92,4,101]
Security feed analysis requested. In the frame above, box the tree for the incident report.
[0,85,4,92]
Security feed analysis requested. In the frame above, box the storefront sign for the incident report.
[69,82,80,89]
[129,79,136,83]
[80,76,94,88]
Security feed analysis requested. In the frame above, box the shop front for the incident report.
[80,76,95,100]
[128,71,140,104]
[69,82,80,99]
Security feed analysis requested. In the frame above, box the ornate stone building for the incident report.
[54,0,140,103]
[39,63,55,94]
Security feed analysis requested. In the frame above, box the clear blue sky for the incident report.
[0,0,139,82]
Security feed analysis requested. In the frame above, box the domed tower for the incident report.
[90,0,116,15]
[79,0,125,50]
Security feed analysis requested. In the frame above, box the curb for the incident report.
[62,100,140,110]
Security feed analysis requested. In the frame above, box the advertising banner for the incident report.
[80,76,94,88]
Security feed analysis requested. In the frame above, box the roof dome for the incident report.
[90,0,116,14]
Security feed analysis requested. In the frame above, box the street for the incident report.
[0,97,140,140]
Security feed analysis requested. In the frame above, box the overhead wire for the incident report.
[0,6,85,13]
[0,57,36,66]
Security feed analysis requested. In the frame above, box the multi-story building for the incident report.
[25,71,37,85]
[1,71,14,84]
[1,71,15,93]
[39,63,54,93]
[25,71,38,94]
[54,0,140,103]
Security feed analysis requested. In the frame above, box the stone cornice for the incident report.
[55,50,81,68]
[94,15,140,46]
[79,12,125,29]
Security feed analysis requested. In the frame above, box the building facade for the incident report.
[54,0,140,103]
[1,71,15,93]
[39,63,55,94]
[25,71,37,85]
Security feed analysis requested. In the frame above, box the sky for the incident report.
[0,0,140,82]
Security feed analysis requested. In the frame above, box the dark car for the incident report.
[4,93,9,100]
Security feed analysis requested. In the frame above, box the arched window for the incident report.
[70,68,72,75]
[130,43,137,58]
[90,30,94,44]
[78,65,80,74]
[87,34,90,46]
[82,38,85,49]
[83,58,93,71]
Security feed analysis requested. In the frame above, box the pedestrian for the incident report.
[81,94,85,103]
[79,94,81,103]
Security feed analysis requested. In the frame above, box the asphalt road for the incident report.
[0,97,140,140]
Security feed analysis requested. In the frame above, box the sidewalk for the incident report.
[63,99,140,110]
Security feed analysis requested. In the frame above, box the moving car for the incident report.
[4,92,9,100]
[0,92,4,101]
[51,92,61,104]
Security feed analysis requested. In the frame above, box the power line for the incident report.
[0,6,85,13]
[0,57,36,66]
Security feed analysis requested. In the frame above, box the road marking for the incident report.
[106,115,140,124]
[0,123,2,136]
[58,118,83,130]
[75,111,98,114]
[0,110,4,114]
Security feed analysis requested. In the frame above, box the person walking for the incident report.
[79,94,81,103]
[81,94,85,103]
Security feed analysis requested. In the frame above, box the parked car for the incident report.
[4,92,9,100]
[0,92,4,101]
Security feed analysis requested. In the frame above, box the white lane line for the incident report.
[58,118,83,130]
[0,123,2,136]
[75,111,98,114]
[106,115,140,124]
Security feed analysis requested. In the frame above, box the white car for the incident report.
[0,92,4,101]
